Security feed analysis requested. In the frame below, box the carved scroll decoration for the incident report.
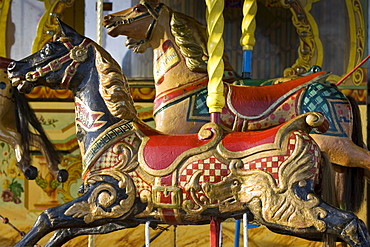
[65,142,138,223]
[281,0,365,86]
[280,0,323,76]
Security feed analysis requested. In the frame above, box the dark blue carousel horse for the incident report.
[7,20,370,247]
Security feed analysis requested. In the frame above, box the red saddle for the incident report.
[142,132,213,171]
[226,71,329,117]
[140,122,285,173]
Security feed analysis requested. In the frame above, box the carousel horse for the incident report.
[7,20,370,247]
[0,57,67,182]
[102,0,370,173]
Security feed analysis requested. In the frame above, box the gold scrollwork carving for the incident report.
[338,0,365,86]
[65,172,136,224]
[281,0,365,86]
[184,132,327,231]
[281,0,323,76]
[57,156,83,203]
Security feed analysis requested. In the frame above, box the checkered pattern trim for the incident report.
[302,83,350,137]
[86,133,137,174]
[129,171,152,196]
[242,130,320,184]
[179,156,230,187]
[83,121,134,169]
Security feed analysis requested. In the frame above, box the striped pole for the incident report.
[205,0,225,246]
[205,0,226,124]
[96,0,104,46]
[240,0,256,79]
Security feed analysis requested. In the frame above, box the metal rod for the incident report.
[243,213,248,247]
[234,220,241,247]
[336,55,370,86]
[145,221,150,247]
[0,215,26,237]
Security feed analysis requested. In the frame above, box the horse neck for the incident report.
[73,68,123,155]
[149,8,208,97]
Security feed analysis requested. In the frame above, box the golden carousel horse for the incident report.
[0,57,67,182]
[102,0,370,171]
[7,20,370,247]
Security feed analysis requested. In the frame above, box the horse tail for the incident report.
[340,95,365,212]
[13,90,61,168]
[320,152,339,208]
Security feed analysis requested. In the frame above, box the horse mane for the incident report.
[169,7,236,74]
[93,43,138,122]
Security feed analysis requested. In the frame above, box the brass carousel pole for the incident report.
[205,0,225,246]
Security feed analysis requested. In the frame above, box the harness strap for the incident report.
[153,76,208,115]
[116,2,163,42]
[25,38,91,89]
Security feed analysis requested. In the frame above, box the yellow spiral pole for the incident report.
[240,0,256,79]
[206,0,225,124]
[205,1,225,246]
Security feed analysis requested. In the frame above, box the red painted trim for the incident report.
[154,76,208,112]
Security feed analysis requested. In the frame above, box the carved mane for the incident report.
[169,7,236,73]
[93,44,138,121]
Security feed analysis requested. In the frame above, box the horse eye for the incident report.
[134,5,145,12]
[232,180,239,186]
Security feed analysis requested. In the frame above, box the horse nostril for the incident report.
[7,61,16,71]
[103,15,112,21]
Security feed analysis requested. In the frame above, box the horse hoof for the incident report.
[57,169,69,183]
[24,166,38,180]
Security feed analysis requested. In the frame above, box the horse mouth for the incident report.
[9,76,24,87]
[103,22,120,37]
[9,77,33,94]
[221,197,237,205]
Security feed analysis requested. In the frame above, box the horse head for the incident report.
[8,19,92,93]
[103,0,164,47]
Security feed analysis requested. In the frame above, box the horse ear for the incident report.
[56,18,84,45]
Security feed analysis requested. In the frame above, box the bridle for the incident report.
[113,1,163,43]
[25,38,92,89]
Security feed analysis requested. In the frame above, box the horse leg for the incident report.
[44,223,133,247]
[30,133,68,182]
[318,200,370,247]
[311,134,370,170]
[15,176,137,246]
[0,128,37,179]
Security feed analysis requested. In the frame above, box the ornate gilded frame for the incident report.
[282,0,366,86]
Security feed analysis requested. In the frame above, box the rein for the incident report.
[25,38,92,89]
